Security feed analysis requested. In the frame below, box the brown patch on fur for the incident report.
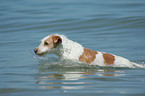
[44,35,62,49]
[52,36,62,48]
[79,48,98,64]
[102,53,115,66]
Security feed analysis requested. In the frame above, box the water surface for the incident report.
[0,0,145,96]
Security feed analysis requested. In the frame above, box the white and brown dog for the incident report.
[34,34,140,68]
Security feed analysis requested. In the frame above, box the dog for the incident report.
[34,34,139,68]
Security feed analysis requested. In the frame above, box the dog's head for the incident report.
[34,34,62,56]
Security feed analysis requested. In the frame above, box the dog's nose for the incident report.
[34,48,38,53]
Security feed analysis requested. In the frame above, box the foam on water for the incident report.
[30,50,145,69]
[29,49,49,60]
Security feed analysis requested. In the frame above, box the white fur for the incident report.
[114,55,134,67]
[37,43,49,54]
[55,35,84,60]
[92,52,105,66]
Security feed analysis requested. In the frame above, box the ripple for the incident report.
[1,0,145,95]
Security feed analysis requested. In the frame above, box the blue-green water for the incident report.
[0,0,145,96]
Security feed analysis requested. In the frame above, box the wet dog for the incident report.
[34,34,138,67]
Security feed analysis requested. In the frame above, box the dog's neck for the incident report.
[54,35,84,60]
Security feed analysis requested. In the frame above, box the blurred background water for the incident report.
[0,0,145,96]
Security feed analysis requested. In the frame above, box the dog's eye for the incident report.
[44,42,49,45]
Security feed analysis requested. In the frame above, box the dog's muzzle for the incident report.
[34,48,38,54]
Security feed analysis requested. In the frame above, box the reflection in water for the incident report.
[1,0,145,95]
[35,60,125,90]
[36,71,89,90]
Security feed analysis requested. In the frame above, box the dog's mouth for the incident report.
[34,48,47,56]
[35,53,46,56]
[35,52,48,56]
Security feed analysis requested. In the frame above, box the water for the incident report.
[0,0,145,96]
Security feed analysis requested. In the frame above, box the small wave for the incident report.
[30,49,145,69]
[29,49,59,64]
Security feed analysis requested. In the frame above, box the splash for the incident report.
[30,49,145,69]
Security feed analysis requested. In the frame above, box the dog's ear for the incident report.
[53,36,62,48]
